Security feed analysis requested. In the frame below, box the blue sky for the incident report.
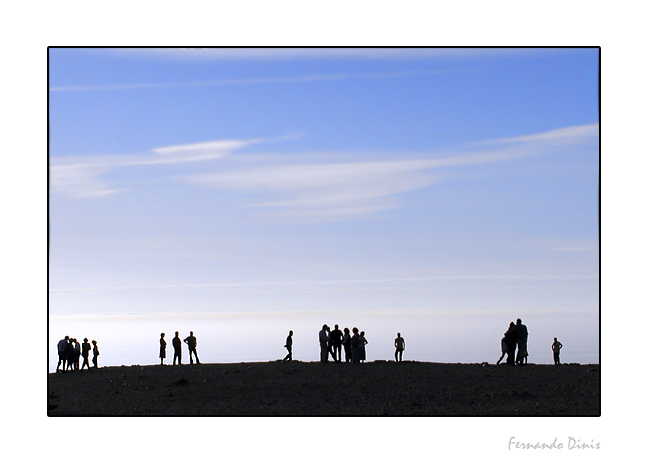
[48,48,599,366]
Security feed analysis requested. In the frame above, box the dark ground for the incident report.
[47,361,600,416]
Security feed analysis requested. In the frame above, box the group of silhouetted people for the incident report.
[495,319,565,365]
[159,331,200,365]
[281,326,406,364]
[496,318,529,366]
[56,336,99,372]
[318,324,369,363]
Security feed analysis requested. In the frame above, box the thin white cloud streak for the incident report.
[480,123,599,148]
[49,138,262,198]
[50,124,597,213]
[108,47,580,62]
[49,274,599,294]
[186,124,598,220]
[49,165,123,198]
[49,68,478,92]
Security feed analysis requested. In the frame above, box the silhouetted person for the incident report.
[360,331,368,362]
[514,318,528,365]
[92,340,100,368]
[184,331,200,364]
[319,324,330,363]
[325,325,337,360]
[73,338,81,370]
[351,327,361,363]
[159,333,167,365]
[64,338,75,372]
[283,330,293,361]
[330,324,343,362]
[342,328,352,363]
[172,331,182,365]
[57,336,69,372]
[496,332,508,365]
[504,322,517,365]
[552,337,563,365]
[80,338,91,370]
[394,333,405,362]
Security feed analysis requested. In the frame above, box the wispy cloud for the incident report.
[49,68,477,92]
[49,274,599,294]
[49,137,264,199]
[50,124,598,217]
[480,123,599,148]
[108,47,582,62]
[49,165,123,198]
[185,124,599,221]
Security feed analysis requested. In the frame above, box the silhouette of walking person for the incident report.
[496,332,508,365]
[92,340,100,368]
[343,328,352,363]
[57,336,69,372]
[283,330,293,361]
[359,331,368,363]
[552,337,563,365]
[184,331,200,364]
[330,324,343,362]
[514,318,528,365]
[394,333,405,362]
[172,331,182,365]
[80,338,91,370]
[159,333,167,365]
[319,324,330,363]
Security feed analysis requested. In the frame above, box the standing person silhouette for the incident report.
[359,331,368,363]
[319,325,330,363]
[283,330,293,361]
[159,333,167,365]
[64,338,75,372]
[504,322,517,365]
[342,328,352,363]
[330,324,343,362]
[184,331,200,364]
[80,338,91,370]
[551,337,563,365]
[350,328,361,363]
[57,336,69,372]
[514,318,528,365]
[73,338,81,370]
[172,331,182,365]
[394,333,405,362]
[92,340,100,368]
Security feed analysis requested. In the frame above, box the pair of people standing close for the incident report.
[159,331,200,365]
[496,318,528,365]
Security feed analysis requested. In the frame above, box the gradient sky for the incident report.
[48,47,599,367]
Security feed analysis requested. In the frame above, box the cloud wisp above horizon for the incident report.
[50,123,598,220]
[107,47,582,62]
[185,123,599,221]
[49,137,267,198]
[49,67,479,92]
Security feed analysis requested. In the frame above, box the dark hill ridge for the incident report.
[47,361,600,416]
